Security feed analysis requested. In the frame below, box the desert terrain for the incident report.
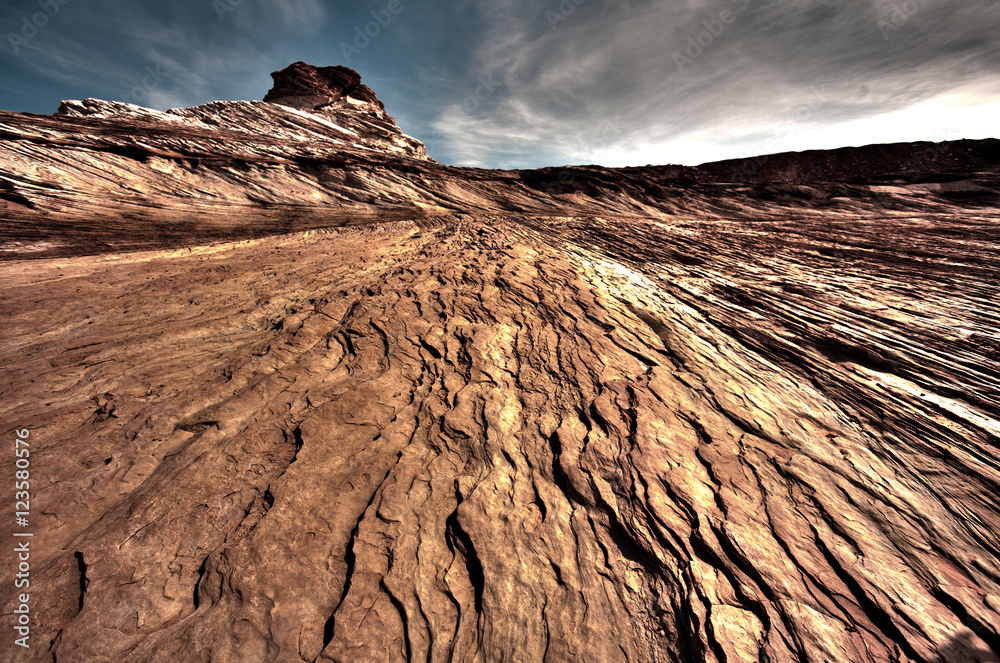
[1,63,998,662]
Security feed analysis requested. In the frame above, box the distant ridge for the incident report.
[696,138,1000,185]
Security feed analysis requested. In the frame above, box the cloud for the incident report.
[1,0,997,166]
[425,0,1000,166]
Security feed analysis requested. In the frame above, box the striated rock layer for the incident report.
[3,61,999,261]
[1,65,1000,663]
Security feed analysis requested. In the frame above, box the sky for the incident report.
[1,0,999,169]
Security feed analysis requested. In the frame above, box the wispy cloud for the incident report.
[426,0,1000,166]
[1,0,997,167]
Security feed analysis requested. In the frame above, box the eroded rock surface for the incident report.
[3,65,998,260]
[2,212,999,662]
[1,64,999,663]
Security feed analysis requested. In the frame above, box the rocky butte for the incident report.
[1,62,999,662]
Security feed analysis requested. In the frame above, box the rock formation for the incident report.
[262,61,427,160]
[1,64,999,662]
[263,62,383,109]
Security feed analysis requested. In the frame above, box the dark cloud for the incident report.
[1,0,997,167]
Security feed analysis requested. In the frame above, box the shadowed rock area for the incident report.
[1,64,999,662]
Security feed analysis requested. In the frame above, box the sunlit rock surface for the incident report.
[1,64,999,663]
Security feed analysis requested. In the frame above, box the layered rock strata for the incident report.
[0,64,999,663]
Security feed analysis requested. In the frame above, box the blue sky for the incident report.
[2,0,999,168]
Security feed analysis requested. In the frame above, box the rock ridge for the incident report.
[0,63,999,663]
[263,61,385,112]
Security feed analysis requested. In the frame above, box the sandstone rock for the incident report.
[263,61,384,112]
[261,61,426,160]
[1,64,999,663]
